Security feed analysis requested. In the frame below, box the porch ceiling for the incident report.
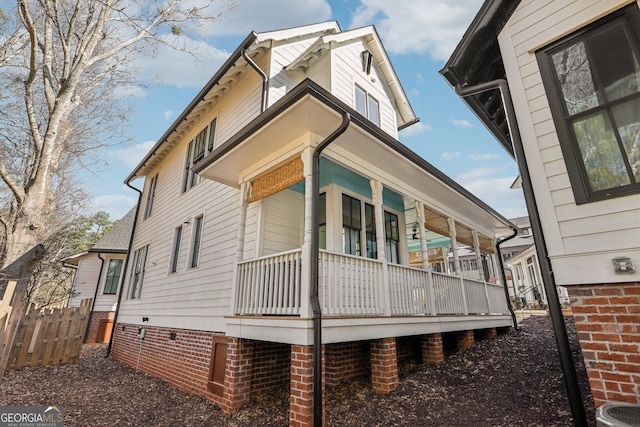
[194,80,515,238]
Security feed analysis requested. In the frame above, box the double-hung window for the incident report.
[144,174,158,219]
[182,118,217,192]
[129,245,148,299]
[103,259,123,295]
[190,215,204,268]
[170,226,183,273]
[384,211,400,264]
[537,5,640,203]
[355,84,380,126]
[342,194,361,256]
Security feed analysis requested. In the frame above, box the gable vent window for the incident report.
[537,5,640,203]
[182,118,217,193]
[355,84,380,126]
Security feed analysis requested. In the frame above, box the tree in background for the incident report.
[0,0,235,267]
[28,211,116,309]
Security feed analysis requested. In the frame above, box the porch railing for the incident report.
[234,250,509,317]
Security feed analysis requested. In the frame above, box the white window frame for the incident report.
[103,258,123,295]
[169,225,183,274]
[144,173,158,219]
[354,84,380,126]
[182,118,217,193]
[128,245,149,299]
[189,214,204,269]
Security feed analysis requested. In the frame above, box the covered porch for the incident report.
[194,81,516,343]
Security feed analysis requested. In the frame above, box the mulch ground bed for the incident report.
[1,315,596,426]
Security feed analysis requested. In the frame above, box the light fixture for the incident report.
[169,332,177,341]
[361,50,374,75]
[612,257,635,274]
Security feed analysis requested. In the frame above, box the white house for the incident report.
[441,0,640,412]
[110,22,518,425]
[65,207,135,343]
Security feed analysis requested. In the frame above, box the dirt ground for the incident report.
[1,315,596,426]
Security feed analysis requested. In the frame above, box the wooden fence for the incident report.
[1,281,27,381]
[1,280,91,380]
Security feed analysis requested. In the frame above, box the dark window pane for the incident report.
[552,41,598,114]
[365,203,376,259]
[368,95,380,125]
[612,98,640,181]
[191,216,203,268]
[572,111,631,190]
[207,118,217,152]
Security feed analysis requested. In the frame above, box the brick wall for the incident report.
[111,324,292,411]
[85,311,115,343]
[325,341,369,386]
[567,283,640,406]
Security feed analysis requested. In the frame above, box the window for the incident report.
[103,259,123,295]
[319,193,327,250]
[169,226,183,273]
[190,215,203,268]
[354,84,380,126]
[129,245,148,299]
[342,194,361,256]
[182,118,217,192]
[144,174,158,219]
[384,211,400,264]
[537,5,640,203]
[365,203,377,258]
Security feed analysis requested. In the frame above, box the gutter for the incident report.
[106,181,143,357]
[310,111,351,427]
[494,226,519,329]
[84,253,106,343]
[454,79,587,426]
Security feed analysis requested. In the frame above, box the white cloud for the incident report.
[91,194,138,221]
[164,110,174,120]
[457,175,527,219]
[441,152,460,161]
[469,153,500,161]
[201,0,333,36]
[350,0,483,60]
[456,166,506,181]
[400,121,431,137]
[110,140,156,169]
[450,118,474,128]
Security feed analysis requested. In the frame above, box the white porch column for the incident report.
[415,201,436,315]
[447,217,461,274]
[472,229,484,281]
[415,201,430,270]
[230,182,250,316]
[300,148,314,319]
[371,180,391,316]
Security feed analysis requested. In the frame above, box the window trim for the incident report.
[143,174,158,219]
[536,4,640,203]
[354,84,381,126]
[189,214,204,269]
[182,118,218,193]
[169,225,183,274]
[128,245,149,299]
[103,258,123,295]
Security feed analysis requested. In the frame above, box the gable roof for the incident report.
[285,25,417,128]
[90,207,136,253]
[126,21,417,182]
[439,0,521,156]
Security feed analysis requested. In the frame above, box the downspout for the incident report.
[84,253,106,343]
[495,226,519,329]
[311,111,351,427]
[106,181,143,357]
[455,80,587,426]
[242,48,268,112]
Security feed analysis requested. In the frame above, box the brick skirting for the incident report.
[567,282,640,407]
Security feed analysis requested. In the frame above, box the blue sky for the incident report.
[90,0,526,221]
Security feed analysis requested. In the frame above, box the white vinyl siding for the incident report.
[498,0,640,285]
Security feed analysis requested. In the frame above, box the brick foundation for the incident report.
[290,345,324,427]
[85,311,115,343]
[567,283,640,407]
[370,338,398,394]
[221,338,254,414]
[325,341,369,387]
[456,330,475,350]
[422,333,445,365]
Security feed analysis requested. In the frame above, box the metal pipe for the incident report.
[242,48,268,112]
[106,181,143,358]
[310,112,351,427]
[455,79,587,426]
[84,253,106,343]
[495,226,519,329]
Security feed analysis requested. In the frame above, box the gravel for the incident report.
[0,315,596,426]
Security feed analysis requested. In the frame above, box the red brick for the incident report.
[609,343,638,353]
[593,288,623,296]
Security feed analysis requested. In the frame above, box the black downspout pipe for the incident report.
[495,227,520,330]
[106,181,143,357]
[455,80,587,426]
[84,253,106,343]
[311,112,351,427]
[242,48,268,112]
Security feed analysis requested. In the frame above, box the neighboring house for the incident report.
[65,208,135,343]
[111,22,519,424]
[441,0,640,408]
